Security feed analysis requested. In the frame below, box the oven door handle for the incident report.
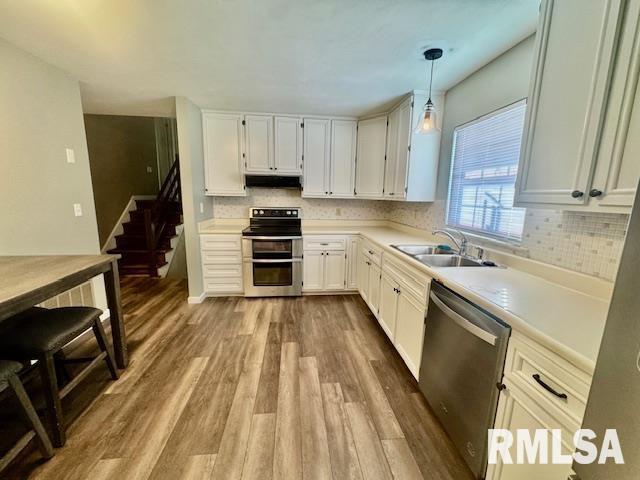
[246,258,303,263]
[245,236,302,240]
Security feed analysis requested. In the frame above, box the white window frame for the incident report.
[445,99,527,244]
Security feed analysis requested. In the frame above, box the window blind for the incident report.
[446,100,527,242]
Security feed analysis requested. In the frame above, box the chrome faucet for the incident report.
[432,228,469,256]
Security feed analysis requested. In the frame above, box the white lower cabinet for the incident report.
[394,288,426,378]
[486,379,575,480]
[302,235,348,292]
[378,260,428,379]
[302,250,325,292]
[200,234,243,295]
[488,331,592,480]
[367,261,381,316]
[378,272,399,339]
[346,236,358,290]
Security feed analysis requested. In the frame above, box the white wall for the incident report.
[0,37,107,306]
[175,96,214,300]
[435,35,536,199]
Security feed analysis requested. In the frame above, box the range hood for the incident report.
[245,175,301,189]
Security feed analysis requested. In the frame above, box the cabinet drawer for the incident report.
[201,251,243,265]
[382,254,430,303]
[202,264,242,277]
[200,234,241,251]
[203,276,243,294]
[504,332,591,423]
[303,235,347,251]
[361,240,383,266]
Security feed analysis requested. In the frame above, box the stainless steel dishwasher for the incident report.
[419,282,511,479]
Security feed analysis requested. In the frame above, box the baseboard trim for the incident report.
[188,292,206,304]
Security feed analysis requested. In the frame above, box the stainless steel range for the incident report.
[242,207,302,297]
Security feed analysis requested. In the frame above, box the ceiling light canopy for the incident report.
[415,48,443,135]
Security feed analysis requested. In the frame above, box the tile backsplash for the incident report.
[387,201,628,282]
[211,189,628,281]
[213,188,391,220]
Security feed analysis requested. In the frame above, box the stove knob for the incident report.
[253,209,258,215]
[286,210,292,215]
[259,210,264,215]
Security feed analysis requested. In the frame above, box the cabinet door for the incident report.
[487,382,574,480]
[324,251,346,290]
[515,0,625,206]
[394,290,426,379]
[244,115,273,173]
[330,120,357,197]
[378,273,399,340]
[392,100,412,198]
[384,109,399,198]
[346,237,359,290]
[591,0,640,207]
[357,249,370,301]
[274,116,303,175]
[203,112,246,196]
[303,250,324,292]
[367,262,381,316]
[303,118,331,197]
[355,116,387,198]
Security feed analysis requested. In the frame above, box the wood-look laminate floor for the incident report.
[4,278,473,480]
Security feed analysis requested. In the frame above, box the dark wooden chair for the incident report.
[0,307,119,447]
[0,360,54,472]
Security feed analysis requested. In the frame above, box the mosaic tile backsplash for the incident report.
[213,188,392,220]
[212,189,628,281]
[388,201,628,282]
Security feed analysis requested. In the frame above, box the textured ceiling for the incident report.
[0,0,538,117]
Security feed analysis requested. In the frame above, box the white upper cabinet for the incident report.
[515,0,633,210]
[244,114,273,174]
[383,93,442,202]
[274,116,303,175]
[302,118,331,197]
[591,0,640,208]
[202,112,246,196]
[330,120,357,197]
[355,115,388,198]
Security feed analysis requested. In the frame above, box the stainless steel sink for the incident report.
[392,244,452,256]
[414,254,485,267]
[392,244,496,268]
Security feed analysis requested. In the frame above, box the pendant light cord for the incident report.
[428,58,434,103]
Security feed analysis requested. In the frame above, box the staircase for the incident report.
[108,157,182,277]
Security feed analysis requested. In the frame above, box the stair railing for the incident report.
[143,155,182,276]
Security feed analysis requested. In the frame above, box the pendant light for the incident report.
[414,48,443,135]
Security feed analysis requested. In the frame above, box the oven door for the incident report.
[242,237,302,296]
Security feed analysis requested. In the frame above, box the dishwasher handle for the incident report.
[429,291,498,346]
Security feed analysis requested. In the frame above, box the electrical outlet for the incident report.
[336,207,342,216]
[146,166,153,173]
[73,203,83,217]
[200,202,204,214]
[66,148,75,164]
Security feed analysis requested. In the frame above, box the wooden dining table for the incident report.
[0,255,128,369]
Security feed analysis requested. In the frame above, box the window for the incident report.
[446,100,527,242]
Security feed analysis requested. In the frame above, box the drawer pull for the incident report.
[368,250,374,254]
[532,374,567,399]
[320,243,329,246]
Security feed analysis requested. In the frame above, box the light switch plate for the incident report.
[147,166,153,173]
[73,203,83,217]
[66,148,75,163]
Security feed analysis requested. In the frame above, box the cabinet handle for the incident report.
[389,192,394,196]
[320,243,329,246]
[589,189,603,197]
[571,190,584,198]
[496,382,507,392]
[368,250,374,255]
[532,374,567,399]
[325,191,328,194]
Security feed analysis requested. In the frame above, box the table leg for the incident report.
[104,260,128,368]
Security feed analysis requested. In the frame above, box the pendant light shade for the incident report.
[415,48,443,135]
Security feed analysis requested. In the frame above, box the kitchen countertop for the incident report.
[199,221,609,373]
